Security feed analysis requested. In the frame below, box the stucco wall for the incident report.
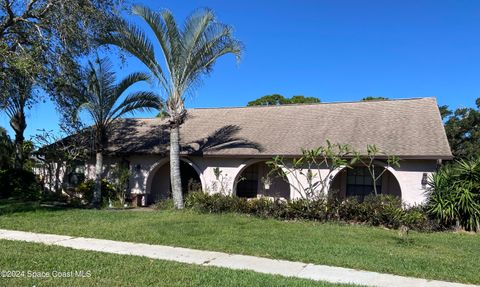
[281,160,436,205]
[393,160,437,205]
[81,155,437,206]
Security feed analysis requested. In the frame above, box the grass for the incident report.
[0,200,479,284]
[0,240,351,287]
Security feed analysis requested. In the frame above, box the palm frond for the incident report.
[160,9,184,78]
[132,5,173,78]
[114,72,151,100]
[179,22,242,93]
[102,18,169,91]
[75,57,161,149]
[104,6,243,120]
[179,8,215,87]
[106,91,162,125]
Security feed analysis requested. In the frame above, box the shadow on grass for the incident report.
[0,199,86,216]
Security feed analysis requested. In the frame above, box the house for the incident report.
[78,97,451,206]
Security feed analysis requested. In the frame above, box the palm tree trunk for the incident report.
[92,152,103,208]
[10,110,26,169]
[13,133,24,169]
[170,125,184,209]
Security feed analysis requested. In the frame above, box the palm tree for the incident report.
[0,70,34,169]
[104,6,242,209]
[77,57,161,207]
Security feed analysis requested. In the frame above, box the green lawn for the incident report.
[0,200,479,284]
[0,240,350,287]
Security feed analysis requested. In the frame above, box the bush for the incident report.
[185,192,431,231]
[40,191,70,203]
[75,179,116,206]
[427,159,480,232]
[0,169,42,201]
[154,199,174,210]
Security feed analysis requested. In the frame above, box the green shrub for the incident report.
[40,191,70,203]
[154,199,175,210]
[75,179,116,206]
[0,169,42,201]
[402,206,432,231]
[427,159,480,232]
[362,195,404,228]
[185,192,431,230]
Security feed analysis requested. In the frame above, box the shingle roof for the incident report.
[106,97,452,159]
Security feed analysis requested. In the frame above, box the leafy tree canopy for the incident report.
[0,126,13,169]
[247,94,320,106]
[442,98,480,160]
[362,96,389,101]
[0,0,122,117]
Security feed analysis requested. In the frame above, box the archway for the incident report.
[329,165,401,200]
[148,160,202,203]
[234,161,290,199]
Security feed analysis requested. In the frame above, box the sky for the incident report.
[2,0,480,138]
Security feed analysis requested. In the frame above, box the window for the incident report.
[66,162,86,186]
[346,167,382,200]
[237,164,259,198]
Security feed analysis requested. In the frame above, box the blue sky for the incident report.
[2,0,480,138]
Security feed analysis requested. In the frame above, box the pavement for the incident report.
[0,228,477,287]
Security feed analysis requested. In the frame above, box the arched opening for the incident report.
[149,161,202,203]
[235,161,290,199]
[329,166,401,201]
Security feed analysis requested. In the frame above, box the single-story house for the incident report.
[72,97,451,206]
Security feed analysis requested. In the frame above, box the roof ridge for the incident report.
[188,97,436,111]
[119,97,438,119]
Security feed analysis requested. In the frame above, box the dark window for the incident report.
[346,167,382,200]
[237,164,259,198]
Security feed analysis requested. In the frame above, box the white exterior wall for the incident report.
[82,155,437,206]
[392,160,437,205]
[282,160,436,205]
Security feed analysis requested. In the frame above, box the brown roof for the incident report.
[106,97,452,159]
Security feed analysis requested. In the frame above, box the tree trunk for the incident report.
[54,163,61,192]
[371,167,378,195]
[170,125,184,209]
[92,152,103,208]
[10,111,26,169]
[13,133,24,169]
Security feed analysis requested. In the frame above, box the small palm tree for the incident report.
[104,6,242,209]
[77,57,161,207]
[0,70,34,168]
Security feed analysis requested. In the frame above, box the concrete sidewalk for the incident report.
[0,228,476,287]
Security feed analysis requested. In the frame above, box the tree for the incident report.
[267,142,356,200]
[428,159,480,232]
[267,142,399,200]
[0,126,13,169]
[247,94,289,106]
[32,127,89,193]
[104,6,243,209]
[442,99,480,160]
[75,57,161,208]
[353,144,400,196]
[0,0,120,77]
[289,95,321,104]
[0,68,34,168]
[0,0,121,167]
[362,97,389,101]
[247,94,320,106]
[438,105,452,120]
